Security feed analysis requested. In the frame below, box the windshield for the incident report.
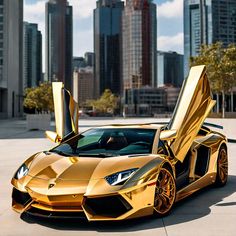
[51,128,157,157]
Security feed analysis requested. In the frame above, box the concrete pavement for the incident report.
[0,118,235,236]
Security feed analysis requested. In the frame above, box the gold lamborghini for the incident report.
[11,65,228,221]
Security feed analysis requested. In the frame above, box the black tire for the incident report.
[153,168,176,216]
[215,145,228,187]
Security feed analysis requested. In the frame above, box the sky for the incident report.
[24,0,183,66]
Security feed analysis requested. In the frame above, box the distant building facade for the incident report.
[124,86,180,116]
[73,67,95,105]
[45,0,73,91]
[23,22,42,89]
[165,86,181,112]
[94,0,124,97]
[157,51,184,87]
[184,0,236,76]
[84,52,95,67]
[122,0,157,90]
[73,57,86,70]
[0,0,23,118]
[73,52,95,70]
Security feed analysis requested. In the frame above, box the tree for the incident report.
[87,89,118,115]
[190,42,236,117]
[24,82,54,113]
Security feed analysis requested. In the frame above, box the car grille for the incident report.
[12,188,32,206]
[84,195,132,218]
[26,207,87,219]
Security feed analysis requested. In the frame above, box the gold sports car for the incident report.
[12,65,228,221]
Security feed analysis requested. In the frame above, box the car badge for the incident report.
[48,179,56,189]
[48,183,55,189]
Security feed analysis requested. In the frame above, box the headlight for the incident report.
[105,168,138,186]
[14,164,29,180]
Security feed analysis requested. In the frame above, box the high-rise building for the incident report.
[45,0,73,91]
[73,57,86,70]
[73,67,95,104]
[122,0,157,90]
[84,52,95,67]
[0,0,23,118]
[157,51,184,87]
[184,0,236,76]
[23,22,42,89]
[94,0,124,97]
[73,52,95,70]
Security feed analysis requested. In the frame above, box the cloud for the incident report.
[24,0,45,30]
[157,0,183,18]
[158,33,184,54]
[70,0,96,19]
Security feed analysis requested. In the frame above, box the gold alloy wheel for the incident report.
[154,168,176,215]
[216,147,228,186]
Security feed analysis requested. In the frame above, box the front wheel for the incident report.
[153,168,176,216]
[215,146,228,187]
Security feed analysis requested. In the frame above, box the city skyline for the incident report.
[25,0,183,71]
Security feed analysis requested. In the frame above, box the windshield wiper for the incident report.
[97,153,118,157]
[48,150,73,157]
[76,152,118,158]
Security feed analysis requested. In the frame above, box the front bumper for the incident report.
[12,181,156,221]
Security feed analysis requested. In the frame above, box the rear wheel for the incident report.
[153,168,176,216]
[215,146,228,187]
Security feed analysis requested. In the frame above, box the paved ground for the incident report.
[0,118,236,236]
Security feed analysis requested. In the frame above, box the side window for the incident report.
[157,140,169,155]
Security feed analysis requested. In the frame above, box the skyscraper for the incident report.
[122,0,157,90]
[23,22,42,89]
[84,52,95,67]
[184,0,236,76]
[0,0,23,118]
[157,51,184,87]
[94,0,124,97]
[45,0,73,91]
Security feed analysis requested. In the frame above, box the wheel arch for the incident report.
[220,141,227,152]
[161,161,175,179]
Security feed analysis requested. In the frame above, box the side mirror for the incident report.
[45,131,61,143]
[160,130,177,141]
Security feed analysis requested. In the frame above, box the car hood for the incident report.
[23,152,163,196]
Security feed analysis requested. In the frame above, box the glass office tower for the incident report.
[94,0,124,97]
[184,0,236,76]
[23,22,42,89]
[46,0,73,92]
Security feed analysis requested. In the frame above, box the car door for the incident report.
[167,65,215,162]
[47,82,78,142]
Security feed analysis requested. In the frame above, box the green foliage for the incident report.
[24,83,54,113]
[87,89,118,114]
[190,42,236,93]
